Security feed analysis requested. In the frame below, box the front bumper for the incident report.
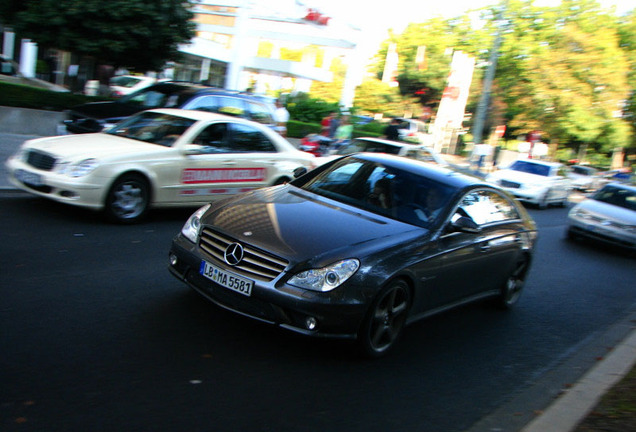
[168,235,368,339]
[568,217,636,250]
[5,157,106,210]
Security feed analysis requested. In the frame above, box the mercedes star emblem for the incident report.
[224,243,244,266]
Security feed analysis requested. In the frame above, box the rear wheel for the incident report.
[104,174,150,224]
[358,280,411,358]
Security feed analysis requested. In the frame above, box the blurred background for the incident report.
[0,0,634,171]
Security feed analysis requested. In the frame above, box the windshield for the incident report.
[509,160,551,176]
[117,85,185,109]
[592,185,636,211]
[293,157,454,229]
[106,112,195,146]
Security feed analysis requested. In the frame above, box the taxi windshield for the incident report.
[106,112,195,147]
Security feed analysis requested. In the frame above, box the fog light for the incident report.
[305,317,318,331]
[169,253,178,266]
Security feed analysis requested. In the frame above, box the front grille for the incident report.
[26,150,56,171]
[500,179,521,189]
[199,228,288,282]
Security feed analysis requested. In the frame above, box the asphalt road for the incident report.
[1,190,635,432]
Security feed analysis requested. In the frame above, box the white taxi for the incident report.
[6,109,317,223]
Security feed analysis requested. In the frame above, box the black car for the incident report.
[64,82,276,133]
[168,153,538,356]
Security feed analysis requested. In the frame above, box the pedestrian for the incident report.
[333,115,353,148]
[383,118,401,141]
[274,99,290,137]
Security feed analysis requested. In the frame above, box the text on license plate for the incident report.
[200,260,253,297]
[15,169,43,186]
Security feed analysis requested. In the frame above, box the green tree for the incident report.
[310,56,346,104]
[495,0,632,156]
[11,0,195,72]
[353,78,404,116]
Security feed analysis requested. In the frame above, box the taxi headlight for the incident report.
[181,204,211,243]
[288,259,360,292]
[56,158,99,177]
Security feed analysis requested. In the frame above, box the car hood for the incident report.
[573,199,636,224]
[489,169,553,185]
[24,133,167,160]
[201,185,425,264]
[70,101,142,121]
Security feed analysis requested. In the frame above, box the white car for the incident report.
[109,75,164,97]
[6,109,317,223]
[567,183,636,250]
[567,165,600,192]
[486,159,571,209]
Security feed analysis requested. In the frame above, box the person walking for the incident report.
[274,99,290,137]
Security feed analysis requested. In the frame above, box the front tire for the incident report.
[104,174,150,224]
[358,280,411,358]
[498,258,529,309]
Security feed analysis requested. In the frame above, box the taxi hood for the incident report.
[23,133,170,160]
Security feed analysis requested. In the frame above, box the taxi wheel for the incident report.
[105,174,150,224]
[358,280,411,358]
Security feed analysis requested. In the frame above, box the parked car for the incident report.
[486,159,571,209]
[168,153,537,356]
[63,81,277,134]
[567,165,600,192]
[7,109,316,223]
[567,183,636,251]
[396,118,430,144]
[108,75,165,97]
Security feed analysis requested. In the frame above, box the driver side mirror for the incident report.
[449,216,481,234]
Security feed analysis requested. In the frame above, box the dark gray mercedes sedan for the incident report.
[168,153,538,357]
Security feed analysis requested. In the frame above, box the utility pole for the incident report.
[472,2,507,145]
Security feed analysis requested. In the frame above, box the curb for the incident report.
[521,327,636,432]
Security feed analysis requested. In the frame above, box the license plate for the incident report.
[200,260,253,297]
[15,169,43,187]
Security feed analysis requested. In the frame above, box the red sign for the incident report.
[181,168,266,184]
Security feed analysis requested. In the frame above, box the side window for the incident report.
[230,123,276,152]
[184,95,220,113]
[216,96,246,118]
[248,102,274,125]
[128,90,167,108]
[191,123,231,153]
[457,190,520,226]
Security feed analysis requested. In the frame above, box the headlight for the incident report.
[56,158,99,177]
[288,259,360,292]
[570,208,592,219]
[181,204,210,243]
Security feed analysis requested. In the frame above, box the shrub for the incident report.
[0,81,107,111]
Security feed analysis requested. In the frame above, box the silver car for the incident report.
[567,183,636,250]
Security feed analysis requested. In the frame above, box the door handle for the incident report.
[479,243,490,253]
[222,161,237,166]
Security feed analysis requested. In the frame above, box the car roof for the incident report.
[131,81,271,103]
[354,153,489,190]
[146,108,266,124]
[602,182,636,193]
[353,137,423,149]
